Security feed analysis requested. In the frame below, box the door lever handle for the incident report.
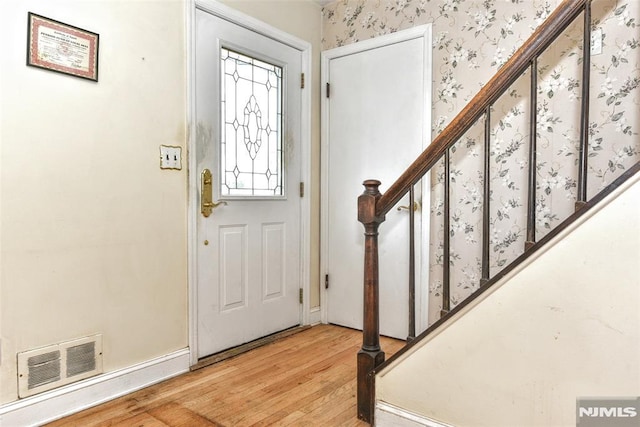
[202,201,227,209]
[201,169,227,217]
[397,201,420,212]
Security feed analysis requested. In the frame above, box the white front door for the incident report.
[322,27,432,340]
[195,8,303,358]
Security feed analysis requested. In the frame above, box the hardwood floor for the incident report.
[46,325,404,427]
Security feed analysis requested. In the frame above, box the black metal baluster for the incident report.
[577,0,592,209]
[481,107,491,286]
[441,154,451,317]
[408,186,416,341]
[526,59,538,251]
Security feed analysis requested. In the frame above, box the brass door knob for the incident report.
[397,201,420,212]
[201,169,228,217]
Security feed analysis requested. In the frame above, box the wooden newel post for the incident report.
[357,179,386,424]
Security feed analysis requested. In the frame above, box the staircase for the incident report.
[376,167,639,426]
[355,0,639,423]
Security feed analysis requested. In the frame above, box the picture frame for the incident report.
[26,12,99,82]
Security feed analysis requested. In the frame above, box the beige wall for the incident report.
[377,176,640,426]
[0,0,188,404]
[220,0,323,308]
[0,0,323,406]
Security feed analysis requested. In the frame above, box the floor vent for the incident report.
[18,334,102,398]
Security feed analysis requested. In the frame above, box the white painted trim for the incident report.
[299,42,313,328]
[195,0,311,51]
[323,25,433,59]
[309,307,322,325]
[0,349,190,427]
[375,401,452,427]
[320,25,433,330]
[319,44,329,324]
[418,26,433,335]
[186,0,313,365]
[186,0,199,367]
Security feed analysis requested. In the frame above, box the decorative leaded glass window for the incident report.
[220,48,283,197]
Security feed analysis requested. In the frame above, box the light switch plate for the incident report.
[591,28,603,56]
[160,145,182,170]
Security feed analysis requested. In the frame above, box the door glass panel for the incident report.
[220,48,283,197]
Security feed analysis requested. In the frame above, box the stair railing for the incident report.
[356,0,591,422]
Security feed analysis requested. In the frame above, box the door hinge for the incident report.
[299,182,305,198]
[301,73,305,89]
[299,288,303,304]
[325,274,329,289]
[326,82,330,98]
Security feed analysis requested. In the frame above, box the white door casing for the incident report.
[321,26,432,339]
[187,1,311,363]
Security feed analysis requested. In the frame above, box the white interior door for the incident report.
[322,27,432,340]
[195,9,303,358]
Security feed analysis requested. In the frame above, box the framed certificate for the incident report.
[27,13,99,81]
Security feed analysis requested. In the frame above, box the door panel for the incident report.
[263,223,285,299]
[219,225,246,311]
[196,9,302,358]
[323,30,431,339]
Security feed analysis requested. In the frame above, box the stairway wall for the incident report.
[376,175,640,426]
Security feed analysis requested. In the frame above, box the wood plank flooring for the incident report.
[46,325,404,427]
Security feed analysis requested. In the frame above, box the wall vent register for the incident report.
[17,334,103,398]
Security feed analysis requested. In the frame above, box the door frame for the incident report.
[186,0,312,366]
[320,25,432,334]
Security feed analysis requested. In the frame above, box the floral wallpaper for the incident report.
[322,0,639,325]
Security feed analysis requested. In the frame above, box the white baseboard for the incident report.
[309,307,322,325]
[0,348,190,427]
[376,401,452,427]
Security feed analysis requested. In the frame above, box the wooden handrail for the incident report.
[357,0,590,423]
[375,0,587,217]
